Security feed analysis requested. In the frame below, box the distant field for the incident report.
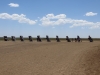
[0,37,100,41]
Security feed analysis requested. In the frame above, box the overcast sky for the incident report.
[0,0,100,38]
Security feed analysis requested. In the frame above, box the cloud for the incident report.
[0,13,37,25]
[85,12,97,16]
[40,13,100,29]
[0,13,100,29]
[40,14,67,26]
[8,3,19,7]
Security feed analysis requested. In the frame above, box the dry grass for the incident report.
[0,40,100,75]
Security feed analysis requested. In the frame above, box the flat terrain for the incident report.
[0,40,100,75]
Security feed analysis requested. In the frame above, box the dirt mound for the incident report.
[83,45,100,75]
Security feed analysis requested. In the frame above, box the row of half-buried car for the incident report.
[3,35,93,42]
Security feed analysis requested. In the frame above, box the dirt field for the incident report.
[0,40,100,75]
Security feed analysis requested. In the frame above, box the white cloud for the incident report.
[40,14,67,26]
[85,12,97,16]
[8,3,19,7]
[0,13,37,25]
[40,13,100,29]
[0,13,100,29]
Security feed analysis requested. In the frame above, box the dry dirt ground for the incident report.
[0,40,100,75]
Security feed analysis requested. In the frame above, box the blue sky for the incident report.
[0,0,100,38]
